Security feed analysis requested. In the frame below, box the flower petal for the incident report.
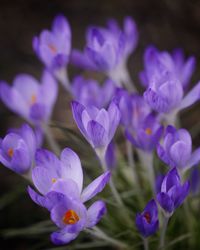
[81,171,111,203]
[157,192,174,214]
[51,228,78,245]
[86,200,106,228]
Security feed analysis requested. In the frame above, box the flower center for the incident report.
[62,210,80,225]
[144,212,151,223]
[145,128,152,135]
[52,178,57,183]
[48,44,57,54]
[31,94,37,105]
[7,148,14,158]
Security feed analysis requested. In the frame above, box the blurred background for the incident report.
[0,0,200,249]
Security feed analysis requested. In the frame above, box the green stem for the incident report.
[143,238,149,250]
[159,216,169,249]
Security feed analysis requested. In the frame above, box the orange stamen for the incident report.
[62,210,80,225]
[48,44,57,54]
[8,148,14,158]
[144,212,151,223]
[31,94,37,104]
[145,128,152,135]
[52,178,57,183]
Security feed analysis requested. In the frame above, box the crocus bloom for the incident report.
[105,141,116,170]
[33,15,71,71]
[29,148,110,203]
[28,147,110,244]
[125,114,163,152]
[0,124,38,174]
[0,70,58,125]
[140,46,195,89]
[71,101,120,155]
[157,125,200,170]
[113,89,150,128]
[135,199,159,238]
[71,76,115,108]
[157,168,190,215]
[71,17,138,89]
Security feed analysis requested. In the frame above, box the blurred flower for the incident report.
[141,46,200,115]
[140,46,195,89]
[71,101,120,156]
[190,167,200,195]
[157,125,200,170]
[135,199,159,238]
[113,89,150,128]
[125,114,163,152]
[105,141,116,170]
[71,17,138,89]
[0,71,58,125]
[71,76,115,108]
[0,124,38,174]
[33,15,71,71]
[157,168,190,215]
[28,147,109,245]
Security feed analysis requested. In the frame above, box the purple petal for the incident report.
[60,148,83,193]
[81,171,111,203]
[157,192,174,213]
[87,120,108,148]
[187,148,200,169]
[51,229,78,245]
[107,102,121,141]
[71,101,87,136]
[86,200,106,228]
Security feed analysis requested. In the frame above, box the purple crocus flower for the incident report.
[0,70,58,125]
[157,168,190,215]
[33,15,71,71]
[140,46,195,89]
[135,199,159,238]
[28,147,109,244]
[125,114,163,152]
[71,17,138,89]
[113,89,150,128]
[157,125,200,170]
[105,141,116,170]
[0,124,38,174]
[71,76,115,108]
[71,101,120,156]
[29,147,110,203]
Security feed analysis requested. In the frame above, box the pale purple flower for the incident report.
[71,76,115,108]
[33,15,71,71]
[157,125,200,170]
[0,70,58,125]
[157,168,190,215]
[71,101,120,154]
[0,124,38,174]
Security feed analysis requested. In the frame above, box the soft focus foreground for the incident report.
[0,1,200,250]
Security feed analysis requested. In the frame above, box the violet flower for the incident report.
[0,70,58,125]
[28,147,110,244]
[157,125,200,170]
[141,47,200,117]
[0,124,38,174]
[105,141,116,170]
[135,199,159,238]
[71,76,115,108]
[71,101,120,157]
[126,114,163,152]
[33,15,71,71]
[71,17,138,89]
[157,168,190,215]
[140,46,195,89]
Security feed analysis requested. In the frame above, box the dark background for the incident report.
[0,0,200,249]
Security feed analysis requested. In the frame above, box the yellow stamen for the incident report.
[31,94,37,104]
[8,148,14,158]
[62,210,80,225]
[145,128,152,135]
[52,178,57,183]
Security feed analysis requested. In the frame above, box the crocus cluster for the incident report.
[0,13,199,250]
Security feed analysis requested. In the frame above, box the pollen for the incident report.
[31,94,37,104]
[7,148,14,158]
[145,128,152,135]
[144,212,151,223]
[48,44,57,54]
[52,178,57,183]
[62,210,80,225]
